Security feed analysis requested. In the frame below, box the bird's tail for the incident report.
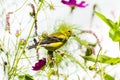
[27,44,36,49]
[27,38,38,49]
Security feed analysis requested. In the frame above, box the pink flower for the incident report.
[32,58,46,71]
[76,1,88,8]
[62,0,76,7]
[61,0,88,8]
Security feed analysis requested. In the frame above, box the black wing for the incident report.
[40,36,64,44]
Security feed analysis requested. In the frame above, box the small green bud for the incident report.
[29,12,34,17]
[41,32,48,38]
[19,39,26,45]
[15,30,20,37]
[49,5,55,10]
[89,65,96,70]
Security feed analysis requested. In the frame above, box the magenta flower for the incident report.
[32,58,46,71]
[61,0,88,8]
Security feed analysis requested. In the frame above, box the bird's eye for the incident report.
[68,30,71,33]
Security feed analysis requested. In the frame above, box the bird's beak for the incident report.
[71,34,76,37]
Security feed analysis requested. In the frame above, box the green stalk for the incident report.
[8,1,44,80]
[8,39,20,76]
[13,0,28,13]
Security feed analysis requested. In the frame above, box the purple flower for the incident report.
[61,0,88,8]
[32,58,46,71]
[62,0,76,7]
[76,1,88,8]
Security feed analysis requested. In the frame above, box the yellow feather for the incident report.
[49,32,66,40]
[41,42,63,51]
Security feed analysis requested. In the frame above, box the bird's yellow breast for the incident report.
[44,42,64,51]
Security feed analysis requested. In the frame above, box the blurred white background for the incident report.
[0,0,120,80]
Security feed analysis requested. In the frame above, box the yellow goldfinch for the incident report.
[28,24,73,52]
[40,30,72,51]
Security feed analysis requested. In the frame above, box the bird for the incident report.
[27,24,73,52]
[40,30,72,52]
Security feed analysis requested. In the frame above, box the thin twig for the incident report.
[28,3,38,36]
[90,4,97,27]
[81,30,102,64]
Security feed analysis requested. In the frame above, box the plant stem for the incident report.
[8,1,44,80]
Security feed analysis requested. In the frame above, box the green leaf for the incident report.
[85,47,92,56]
[95,11,120,42]
[95,11,116,29]
[81,55,96,62]
[109,29,120,41]
[55,53,62,63]
[103,73,114,80]
[18,74,34,80]
[117,16,120,27]
[29,12,34,17]
[81,55,120,65]
[88,43,97,47]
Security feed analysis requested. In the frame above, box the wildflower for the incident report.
[6,12,13,33]
[19,39,26,46]
[61,0,88,8]
[32,58,46,71]
[15,30,20,37]
[76,1,88,8]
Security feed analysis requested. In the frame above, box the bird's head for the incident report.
[56,23,73,37]
[64,30,72,37]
